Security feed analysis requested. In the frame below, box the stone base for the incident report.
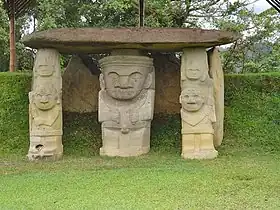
[181,133,218,160]
[100,147,150,157]
[100,125,151,157]
[27,136,63,161]
[181,149,218,160]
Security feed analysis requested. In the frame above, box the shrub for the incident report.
[222,72,280,155]
[0,72,31,155]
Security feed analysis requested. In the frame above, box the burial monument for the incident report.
[22,27,238,160]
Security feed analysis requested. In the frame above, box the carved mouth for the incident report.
[118,87,132,89]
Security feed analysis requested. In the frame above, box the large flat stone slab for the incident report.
[22,28,239,53]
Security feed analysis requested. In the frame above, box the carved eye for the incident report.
[130,72,142,82]
[108,72,119,80]
[108,72,119,82]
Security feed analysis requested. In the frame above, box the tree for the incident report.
[0,0,35,72]
[217,7,280,73]
[2,0,279,73]
[0,1,9,71]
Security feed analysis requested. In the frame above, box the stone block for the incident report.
[63,55,100,113]
[208,47,224,147]
[22,28,240,53]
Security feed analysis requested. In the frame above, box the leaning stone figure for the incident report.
[27,48,63,160]
[180,82,218,159]
[28,84,63,160]
[98,52,155,157]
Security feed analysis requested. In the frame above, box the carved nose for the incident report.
[118,76,132,88]
[187,97,196,104]
[41,96,49,103]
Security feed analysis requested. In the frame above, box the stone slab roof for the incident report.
[22,27,239,53]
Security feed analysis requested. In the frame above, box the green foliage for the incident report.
[222,72,280,155]
[2,0,280,73]
[0,1,34,72]
[151,114,181,153]
[63,112,101,156]
[0,1,9,72]
[219,8,280,73]
[0,72,31,155]
[1,72,280,157]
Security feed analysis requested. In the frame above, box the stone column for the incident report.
[27,49,63,160]
[208,47,224,147]
[98,50,155,157]
[180,48,218,159]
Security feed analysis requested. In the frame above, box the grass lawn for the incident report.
[1,151,280,210]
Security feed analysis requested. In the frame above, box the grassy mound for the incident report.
[222,72,280,155]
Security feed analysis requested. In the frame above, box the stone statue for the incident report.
[180,83,217,159]
[181,48,209,82]
[180,48,218,159]
[29,85,62,134]
[98,51,155,157]
[27,49,63,160]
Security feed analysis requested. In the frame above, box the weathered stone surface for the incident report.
[22,28,239,53]
[62,53,181,114]
[98,50,155,157]
[153,53,181,114]
[28,49,63,160]
[63,56,100,113]
[208,47,224,147]
[180,48,218,159]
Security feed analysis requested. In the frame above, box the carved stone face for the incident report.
[33,87,57,110]
[181,88,204,112]
[185,68,203,80]
[36,64,54,77]
[103,66,150,100]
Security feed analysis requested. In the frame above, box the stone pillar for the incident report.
[98,50,155,157]
[27,49,63,160]
[180,48,218,159]
[208,47,224,147]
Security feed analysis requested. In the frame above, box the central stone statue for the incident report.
[98,50,155,157]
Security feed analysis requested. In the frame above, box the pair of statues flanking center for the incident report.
[28,48,220,160]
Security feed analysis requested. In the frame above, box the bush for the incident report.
[0,72,280,156]
[0,72,31,155]
[222,72,280,155]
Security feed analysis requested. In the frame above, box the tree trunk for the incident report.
[9,0,16,72]
[139,0,145,27]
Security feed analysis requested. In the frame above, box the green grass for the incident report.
[1,72,280,209]
[1,152,280,209]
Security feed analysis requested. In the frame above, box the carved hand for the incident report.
[34,117,48,126]
[121,125,130,134]
[130,111,139,124]
[111,111,120,124]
